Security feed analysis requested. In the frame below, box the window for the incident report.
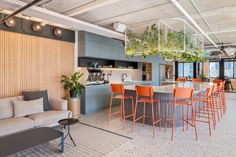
[224,62,233,78]
[178,63,184,77]
[234,62,236,77]
[178,62,193,78]
[209,62,219,78]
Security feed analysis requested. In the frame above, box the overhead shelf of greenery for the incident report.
[125,18,205,62]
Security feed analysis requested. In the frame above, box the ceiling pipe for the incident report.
[189,0,221,43]
[170,0,218,48]
[0,0,41,24]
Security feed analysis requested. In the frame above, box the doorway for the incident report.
[159,64,173,85]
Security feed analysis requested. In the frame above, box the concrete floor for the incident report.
[79,93,236,157]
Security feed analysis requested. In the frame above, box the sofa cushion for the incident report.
[28,110,70,127]
[13,98,44,118]
[0,96,18,119]
[0,117,34,137]
[22,90,51,111]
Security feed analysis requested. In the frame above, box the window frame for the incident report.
[209,61,220,78]
[223,60,236,79]
[178,62,194,78]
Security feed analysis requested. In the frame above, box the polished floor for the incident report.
[80,93,236,157]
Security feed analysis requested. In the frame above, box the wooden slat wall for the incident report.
[0,30,74,99]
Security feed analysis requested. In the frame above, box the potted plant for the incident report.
[60,72,84,98]
[61,72,84,117]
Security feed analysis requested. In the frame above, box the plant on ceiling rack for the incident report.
[125,24,205,62]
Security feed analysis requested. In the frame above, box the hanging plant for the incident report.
[125,24,205,62]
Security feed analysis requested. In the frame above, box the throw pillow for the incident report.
[22,90,51,111]
[13,98,44,117]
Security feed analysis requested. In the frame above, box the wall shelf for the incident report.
[78,57,139,69]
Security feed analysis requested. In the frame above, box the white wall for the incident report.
[78,67,142,84]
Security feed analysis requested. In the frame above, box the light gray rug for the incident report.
[8,123,131,157]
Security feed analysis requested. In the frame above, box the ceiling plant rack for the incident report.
[125,18,205,62]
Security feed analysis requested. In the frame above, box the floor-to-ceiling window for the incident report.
[178,62,193,78]
[223,60,236,78]
[209,62,220,78]
[224,61,234,78]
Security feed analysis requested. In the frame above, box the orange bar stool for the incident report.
[220,81,226,113]
[215,82,225,116]
[192,78,202,83]
[176,77,187,82]
[108,84,134,128]
[211,84,223,121]
[194,86,215,136]
[165,87,198,141]
[133,85,161,138]
[213,79,222,86]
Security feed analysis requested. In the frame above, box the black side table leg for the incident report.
[60,135,64,153]
[69,133,76,146]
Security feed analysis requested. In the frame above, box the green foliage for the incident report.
[60,72,84,98]
[126,24,205,62]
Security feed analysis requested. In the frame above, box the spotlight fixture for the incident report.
[53,27,63,37]
[32,22,42,32]
[5,18,16,28]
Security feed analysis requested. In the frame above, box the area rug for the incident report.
[8,123,131,157]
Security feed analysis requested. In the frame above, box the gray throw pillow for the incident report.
[22,90,51,111]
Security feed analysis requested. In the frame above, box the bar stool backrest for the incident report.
[212,84,217,94]
[221,81,225,91]
[192,78,202,83]
[206,86,213,97]
[111,84,124,94]
[173,87,194,99]
[176,77,187,82]
[213,79,222,86]
[135,85,153,97]
[218,82,223,90]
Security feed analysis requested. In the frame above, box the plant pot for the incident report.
[69,90,78,98]
[67,97,81,118]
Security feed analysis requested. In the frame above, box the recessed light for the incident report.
[21,14,30,20]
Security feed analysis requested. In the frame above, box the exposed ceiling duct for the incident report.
[0,0,124,40]
[170,0,218,48]
[189,0,221,43]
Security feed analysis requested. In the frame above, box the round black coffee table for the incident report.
[58,118,79,146]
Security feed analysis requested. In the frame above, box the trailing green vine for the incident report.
[125,24,205,62]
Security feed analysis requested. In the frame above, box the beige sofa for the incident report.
[0,96,70,137]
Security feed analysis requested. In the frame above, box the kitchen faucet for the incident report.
[107,71,112,82]
[121,73,128,82]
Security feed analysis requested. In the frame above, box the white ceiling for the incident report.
[6,0,236,46]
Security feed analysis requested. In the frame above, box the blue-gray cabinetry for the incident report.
[81,84,111,114]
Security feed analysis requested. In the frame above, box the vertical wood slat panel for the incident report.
[60,41,75,98]
[41,38,61,99]
[0,30,74,99]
